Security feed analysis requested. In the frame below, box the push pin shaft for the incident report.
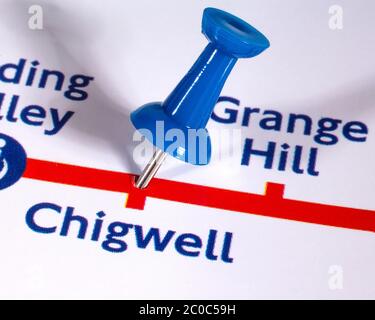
[135,149,167,189]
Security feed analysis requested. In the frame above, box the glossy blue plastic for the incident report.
[131,7,270,165]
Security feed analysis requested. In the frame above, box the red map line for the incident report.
[22,158,375,233]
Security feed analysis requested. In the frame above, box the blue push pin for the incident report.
[131,7,270,189]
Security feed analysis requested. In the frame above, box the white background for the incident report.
[0,0,374,299]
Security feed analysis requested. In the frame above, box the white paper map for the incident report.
[0,0,374,299]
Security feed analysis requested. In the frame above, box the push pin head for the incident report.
[202,7,270,58]
[131,7,270,189]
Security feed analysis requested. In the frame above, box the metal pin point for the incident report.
[135,149,167,189]
[131,8,270,189]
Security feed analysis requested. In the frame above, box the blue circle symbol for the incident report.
[0,133,27,190]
